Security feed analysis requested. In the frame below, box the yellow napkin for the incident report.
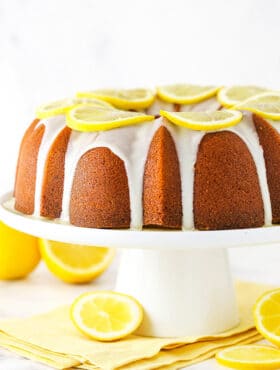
[0,281,271,370]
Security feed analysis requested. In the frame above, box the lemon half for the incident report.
[39,239,115,284]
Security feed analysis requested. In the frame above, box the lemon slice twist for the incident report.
[66,104,154,132]
[77,88,156,110]
[160,109,242,131]
[157,84,221,104]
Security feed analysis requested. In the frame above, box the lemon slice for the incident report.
[216,345,280,369]
[76,88,156,110]
[218,86,269,108]
[254,288,280,346]
[39,239,115,283]
[36,97,112,119]
[71,291,143,341]
[66,104,154,132]
[157,84,220,104]
[160,109,242,131]
[234,92,280,120]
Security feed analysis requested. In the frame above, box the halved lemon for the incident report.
[160,109,242,131]
[234,92,280,120]
[66,104,154,132]
[76,88,156,110]
[216,345,280,369]
[254,288,280,347]
[157,84,221,104]
[217,86,269,108]
[36,97,113,119]
[71,291,143,341]
[39,239,115,284]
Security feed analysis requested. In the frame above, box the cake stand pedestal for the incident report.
[1,192,280,338]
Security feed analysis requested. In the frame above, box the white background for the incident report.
[1,1,280,369]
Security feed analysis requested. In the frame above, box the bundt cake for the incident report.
[13,87,279,231]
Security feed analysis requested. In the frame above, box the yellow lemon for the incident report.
[216,345,280,369]
[0,221,40,280]
[77,88,155,110]
[157,84,220,104]
[66,104,154,132]
[160,109,242,131]
[39,239,115,284]
[36,97,112,119]
[234,92,280,120]
[218,85,268,107]
[71,291,143,341]
[254,288,280,347]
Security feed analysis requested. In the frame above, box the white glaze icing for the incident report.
[227,113,272,225]
[33,115,66,217]
[61,120,161,229]
[146,98,173,115]
[30,107,272,229]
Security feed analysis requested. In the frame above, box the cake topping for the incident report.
[233,92,280,120]
[156,84,220,104]
[36,97,112,119]
[76,88,156,110]
[66,104,154,132]
[160,109,242,130]
[217,85,268,108]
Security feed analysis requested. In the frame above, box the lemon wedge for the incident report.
[160,109,242,131]
[157,84,220,104]
[36,97,112,119]
[77,88,155,110]
[66,104,154,132]
[218,86,269,108]
[234,92,280,120]
[71,291,143,341]
[39,239,115,284]
[254,288,280,347]
[216,345,280,369]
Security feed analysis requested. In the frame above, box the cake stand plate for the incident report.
[1,192,279,338]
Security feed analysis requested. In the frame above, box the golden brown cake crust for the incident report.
[253,113,280,223]
[143,125,182,229]
[70,147,130,228]
[14,119,45,215]
[194,131,264,230]
[40,127,71,219]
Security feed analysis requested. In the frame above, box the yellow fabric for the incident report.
[0,281,272,370]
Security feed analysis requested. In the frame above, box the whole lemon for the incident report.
[0,221,40,280]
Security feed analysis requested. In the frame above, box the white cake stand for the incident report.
[1,191,279,338]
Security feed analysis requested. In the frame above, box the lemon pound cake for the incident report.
[13,85,280,231]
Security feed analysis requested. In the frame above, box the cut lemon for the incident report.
[254,288,280,346]
[160,109,242,131]
[157,84,220,104]
[71,291,143,341]
[66,104,154,132]
[36,97,112,119]
[234,92,280,120]
[216,345,280,369]
[39,239,115,284]
[218,86,268,108]
[76,88,156,110]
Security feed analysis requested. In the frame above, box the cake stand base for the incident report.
[116,248,239,337]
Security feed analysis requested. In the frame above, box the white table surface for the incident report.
[1,245,280,370]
